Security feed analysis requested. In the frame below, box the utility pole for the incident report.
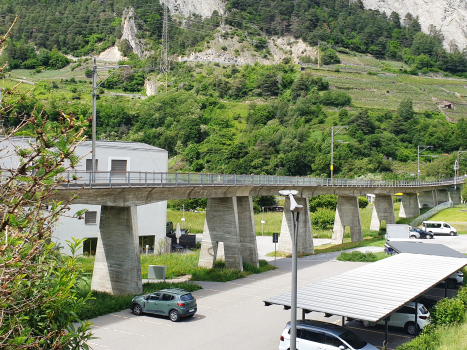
[279,190,303,350]
[91,59,129,173]
[454,159,459,190]
[317,40,320,68]
[160,3,170,92]
[330,126,348,182]
[417,145,432,182]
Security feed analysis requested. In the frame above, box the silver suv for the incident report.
[279,320,378,350]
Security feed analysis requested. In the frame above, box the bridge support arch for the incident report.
[198,196,259,270]
[370,194,395,231]
[399,193,420,218]
[91,206,143,295]
[278,196,314,255]
[332,195,362,244]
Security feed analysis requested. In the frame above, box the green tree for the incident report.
[349,109,375,136]
[398,98,414,122]
[0,21,93,348]
[461,185,467,203]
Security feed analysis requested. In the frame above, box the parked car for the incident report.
[279,320,378,350]
[446,270,464,289]
[409,227,434,239]
[421,221,457,236]
[361,302,430,335]
[131,288,197,322]
[414,296,438,310]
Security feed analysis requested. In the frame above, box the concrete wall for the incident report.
[436,189,450,204]
[449,189,462,204]
[418,190,436,208]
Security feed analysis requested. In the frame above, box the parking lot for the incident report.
[85,256,458,350]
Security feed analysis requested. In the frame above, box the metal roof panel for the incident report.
[264,253,467,322]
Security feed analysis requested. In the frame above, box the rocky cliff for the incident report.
[159,0,224,18]
[121,7,145,58]
[361,0,467,50]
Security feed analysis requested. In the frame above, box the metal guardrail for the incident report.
[58,171,467,189]
[410,201,454,227]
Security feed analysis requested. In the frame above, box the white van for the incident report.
[421,221,457,236]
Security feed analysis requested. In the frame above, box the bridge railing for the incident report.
[58,171,466,189]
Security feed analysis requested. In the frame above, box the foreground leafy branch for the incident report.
[0,19,94,349]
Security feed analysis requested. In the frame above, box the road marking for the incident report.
[346,326,413,339]
[110,314,172,326]
[91,325,146,337]
[87,342,109,348]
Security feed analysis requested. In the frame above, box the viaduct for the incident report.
[52,171,465,295]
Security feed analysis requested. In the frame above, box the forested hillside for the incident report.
[1,0,467,180]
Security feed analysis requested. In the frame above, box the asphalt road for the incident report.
[85,256,460,350]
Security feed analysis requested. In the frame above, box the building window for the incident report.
[85,159,98,171]
[85,211,97,225]
[139,235,155,253]
[83,238,98,256]
[111,159,127,177]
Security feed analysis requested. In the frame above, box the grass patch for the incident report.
[313,236,386,254]
[140,251,200,279]
[336,251,388,262]
[426,207,467,223]
[77,282,202,320]
[191,259,276,282]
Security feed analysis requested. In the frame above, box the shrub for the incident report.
[221,45,228,51]
[311,208,335,229]
[320,91,352,107]
[431,298,466,326]
[309,195,338,212]
[337,251,388,262]
[358,196,369,209]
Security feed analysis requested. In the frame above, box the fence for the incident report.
[410,201,454,227]
[58,171,467,189]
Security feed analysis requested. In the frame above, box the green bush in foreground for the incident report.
[431,298,466,326]
[77,282,202,320]
[336,251,388,262]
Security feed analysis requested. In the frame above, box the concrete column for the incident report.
[449,189,461,204]
[399,193,420,218]
[332,195,362,244]
[91,206,142,295]
[278,197,314,255]
[236,196,259,267]
[370,194,396,231]
[418,191,435,208]
[198,197,243,270]
[436,189,449,204]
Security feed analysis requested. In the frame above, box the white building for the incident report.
[1,138,168,256]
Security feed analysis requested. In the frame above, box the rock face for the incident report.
[98,46,125,62]
[159,0,224,18]
[361,0,467,50]
[121,7,145,58]
[144,79,158,96]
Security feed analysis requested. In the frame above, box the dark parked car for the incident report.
[131,288,197,322]
[409,227,434,239]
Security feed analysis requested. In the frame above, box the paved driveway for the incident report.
[86,257,430,350]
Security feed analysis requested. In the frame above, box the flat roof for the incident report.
[264,253,467,322]
[386,241,467,259]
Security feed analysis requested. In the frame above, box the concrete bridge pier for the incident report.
[399,193,420,218]
[278,196,314,255]
[370,194,395,231]
[332,195,362,244]
[449,189,462,204]
[199,196,259,270]
[91,206,143,295]
[418,190,436,208]
[436,189,449,204]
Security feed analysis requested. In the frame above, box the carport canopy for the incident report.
[386,241,467,259]
[264,253,467,323]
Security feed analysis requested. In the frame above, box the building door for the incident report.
[111,159,127,179]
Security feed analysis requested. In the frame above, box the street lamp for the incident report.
[181,204,185,229]
[417,145,432,182]
[261,207,265,236]
[331,126,348,181]
[454,159,459,190]
[279,190,303,350]
[91,58,130,172]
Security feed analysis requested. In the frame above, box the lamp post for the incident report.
[261,207,265,236]
[331,126,348,182]
[181,204,185,229]
[91,58,130,172]
[454,159,459,190]
[279,190,303,350]
[417,145,432,182]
